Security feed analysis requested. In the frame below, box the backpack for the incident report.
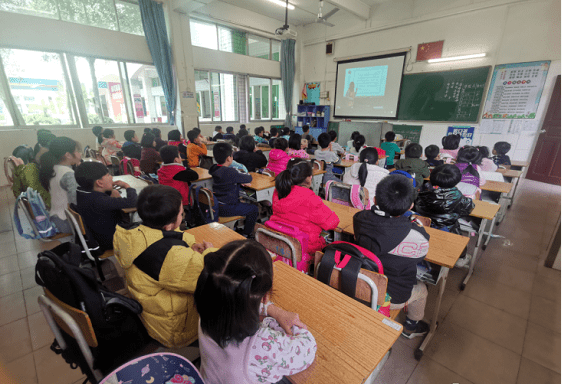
[264,220,311,272]
[325,181,370,210]
[120,157,141,177]
[190,185,219,225]
[14,187,58,239]
[11,162,52,209]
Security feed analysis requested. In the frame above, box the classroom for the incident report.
[0,0,560,383]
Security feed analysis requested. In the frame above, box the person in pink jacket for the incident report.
[267,137,292,175]
[99,129,122,163]
[270,158,340,256]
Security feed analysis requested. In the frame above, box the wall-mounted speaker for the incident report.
[326,41,334,55]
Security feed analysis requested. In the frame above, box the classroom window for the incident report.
[249,77,283,121]
[272,40,281,62]
[218,26,247,55]
[115,0,144,36]
[126,62,168,124]
[272,79,285,119]
[190,19,218,50]
[195,70,212,120]
[196,70,238,122]
[248,34,270,60]
[0,97,14,126]
[0,0,58,20]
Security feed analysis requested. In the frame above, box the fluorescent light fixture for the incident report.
[428,53,486,63]
[266,0,295,10]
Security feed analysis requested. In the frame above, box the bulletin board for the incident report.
[304,83,321,105]
[392,124,423,143]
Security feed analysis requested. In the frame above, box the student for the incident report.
[158,145,199,206]
[92,126,103,150]
[152,128,167,151]
[75,162,137,251]
[395,143,430,189]
[415,164,475,234]
[346,131,360,152]
[186,129,208,168]
[287,133,309,159]
[122,130,142,160]
[34,131,57,164]
[441,134,461,159]
[302,125,314,149]
[209,143,258,237]
[267,138,291,175]
[140,132,162,175]
[167,130,188,166]
[235,127,249,147]
[343,148,389,205]
[213,126,224,140]
[455,146,486,199]
[254,127,269,145]
[301,138,309,151]
[328,131,345,155]
[477,146,498,172]
[268,127,280,147]
[353,175,430,339]
[271,158,340,260]
[233,135,268,172]
[492,141,512,167]
[99,129,122,163]
[39,137,82,234]
[281,127,291,140]
[113,185,215,348]
[424,144,443,167]
[314,132,340,184]
[349,134,367,156]
[223,126,236,141]
[195,240,317,384]
[380,131,401,169]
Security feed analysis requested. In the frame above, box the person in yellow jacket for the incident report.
[114,184,215,349]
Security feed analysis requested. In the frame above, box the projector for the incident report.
[275,27,298,38]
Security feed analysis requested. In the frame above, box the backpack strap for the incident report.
[317,245,363,298]
[133,231,188,281]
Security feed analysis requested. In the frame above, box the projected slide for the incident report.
[334,53,406,119]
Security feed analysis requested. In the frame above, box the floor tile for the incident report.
[374,338,419,384]
[18,250,39,270]
[34,344,86,384]
[474,263,535,293]
[3,353,38,384]
[15,239,44,253]
[424,286,459,324]
[536,259,562,281]
[0,254,20,276]
[0,291,27,327]
[522,322,561,374]
[24,286,44,316]
[406,357,473,384]
[517,357,561,384]
[28,312,54,351]
[477,248,538,273]
[0,241,17,258]
[0,318,33,364]
[0,271,23,297]
[528,295,560,333]
[21,266,38,290]
[532,274,561,302]
[0,230,15,244]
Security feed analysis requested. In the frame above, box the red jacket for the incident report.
[270,186,340,255]
[267,149,291,175]
[157,163,199,205]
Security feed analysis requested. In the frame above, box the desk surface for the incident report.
[271,262,401,384]
[496,168,523,178]
[192,167,212,181]
[323,200,360,233]
[481,180,513,194]
[510,160,529,168]
[470,200,501,220]
[184,222,245,247]
[246,172,276,191]
[334,159,355,168]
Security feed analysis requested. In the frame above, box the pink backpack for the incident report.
[264,220,311,273]
[120,157,141,177]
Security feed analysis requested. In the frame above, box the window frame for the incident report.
[247,76,285,123]
[194,69,240,124]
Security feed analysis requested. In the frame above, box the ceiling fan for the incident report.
[316,0,339,27]
[275,0,297,38]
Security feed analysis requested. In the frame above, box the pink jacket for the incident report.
[267,149,291,175]
[480,157,498,172]
[271,186,340,255]
[287,148,309,159]
[101,138,122,163]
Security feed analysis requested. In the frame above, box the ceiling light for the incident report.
[428,53,486,63]
[266,0,295,10]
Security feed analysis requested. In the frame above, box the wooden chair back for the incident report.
[261,168,275,177]
[313,160,325,171]
[4,156,16,185]
[254,223,302,269]
[110,156,121,174]
[411,215,432,227]
[67,205,87,236]
[197,187,216,220]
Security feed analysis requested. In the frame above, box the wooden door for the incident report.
[527,75,561,185]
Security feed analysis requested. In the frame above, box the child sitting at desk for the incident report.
[477,146,498,172]
[213,125,224,141]
[158,145,199,206]
[492,141,512,167]
[455,146,486,199]
[113,185,215,348]
[353,175,430,339]
[186,129,208,168]
[195,240,317,384]
[380,131,401,169]
[281,127,291,141]
[140,132,162,175]
[122,130,142,160]
[395,143,430,189]
[314,132,341,184]
[267,138,292,175]
[424,144,444,167]
[268,127,280,147]
[233,135,268,172]
[349,134,367,155]
[167,130,188,166]
[223,126,236,141]
[75,161,137,252]
[287,133,309,159]
[343,147,389,206]
[440,134,461,159]
[210,143,259,237]
[328,130,345,155]
[254,126,269,145]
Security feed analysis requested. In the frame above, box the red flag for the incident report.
[417,41,444,61]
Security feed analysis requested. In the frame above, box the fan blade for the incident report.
[322,8,339,20]
[316,18,335,27]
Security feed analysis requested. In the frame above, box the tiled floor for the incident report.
[0,179,559,384]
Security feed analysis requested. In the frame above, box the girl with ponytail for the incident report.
[271,158,340,257]
[195,240,317,383]
[39,137,82,233]
[349,134,366,155]
[343,147,389,206]
[455,146,486,199]
[92,126,103,149]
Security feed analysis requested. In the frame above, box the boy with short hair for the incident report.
[254,127,269,145]
[282,127,291,140]
[328,130,345,155]
[122,130,141,160]
[353,175,430,339]
[492,141,512,167]
[223,126,236,141]
[395,143,430,189]
[75,161,137,251]
[113,184,215,348]
[424,144,444,167]
[209,143,259,237]
[314,132,341,184]
[158,145,199,206]
[268,127,279,147]
[213,126,223,141]
[186,129,208,168]
[380,131,401,169]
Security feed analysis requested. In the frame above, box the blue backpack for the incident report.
[190,185,219,225]
[14,187,58,239]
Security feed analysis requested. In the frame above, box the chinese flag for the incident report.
[417,41,444,61]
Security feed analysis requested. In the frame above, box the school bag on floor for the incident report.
[190,185,220,226]
[120,157,141,177]
[14,187,58,239]
[264,220,311,273]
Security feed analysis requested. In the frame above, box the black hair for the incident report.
[275,158,313,199]
[425,144,440,160]
[226,126,234,133]
[328,131,337,141]
[240,135,256,152]
[430,164,462,188]
[144,128,151,134]
[39,137,80,191]
[254,127,264,136]
[151,128,162,138]
[385,131,396,142]
[75,161,109,191]
[302,125,310,133]
[141,132,156,148]
[274,137,288,151]
[213,143,233,164]
[13,145,35,164]
[237,128,249,138]
[288,133,302,150]
[456,146,482,178]
[124,130,136,142]
[137,185,183,229]
[358,148,379,187]
[187,129,199,143]
[102,129,114,139]
[37,130,55,147]
[317,132,331,149]
[353,134,366,152]
[92,126,103,144]
[282,127,290,135]
[159,145,180,164]
[442,134,461,150]
[405,143,422,159]
[239,124,246,130]
[375,175,414,216]
[168,130,181,141]
[270,127,278,137]
[193,128,201,134]
[195,240,273,348]
[215,125,222,132]
[493,141,511,155]
[350,131,360,141]
[477,146,490,159]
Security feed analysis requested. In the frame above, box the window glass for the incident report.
[249,77,270,120]
[195,70,211,121]
[248,34,270,59]
[75,56,104,124]
[85,0,118,31]
[93,59,128,124]
[126,63,168,124]
[190,19,218,50]
[272,79,285,120]
[0,0,58,19]
[116,0,144,35]
[272,40,281,62]
[0,97,14,126]
[1,48,75,125]
[218,26,247,55]
[210,72,221,121]
[220,73,238,121]
[57,0,89,24]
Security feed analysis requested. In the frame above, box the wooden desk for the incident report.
[191,167,213,190]
[271,262,401,384]
[323,200,360,238]
[335,159,355,168]
[184,222,245,248]
[481,180,512,194]
[496,169,523,178]
[510,160,529,168]
[244,172,276,203]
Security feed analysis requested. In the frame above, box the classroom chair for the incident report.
[195,187,243,229]
[17,195,74,243]
[261,168,275,177]
[110,155,121,176]
[326,181,370,208]
[83,145,90,157]
[313,159,325,171]
[254,222,311,273]
[3,156,16,185]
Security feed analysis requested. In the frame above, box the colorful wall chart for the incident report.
[447,126,474,146]
[482,61,550,119]
[304,82,320,105]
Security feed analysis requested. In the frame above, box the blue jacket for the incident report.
[208,165,252,205]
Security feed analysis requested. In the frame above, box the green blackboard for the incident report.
[328,121,339,136]
[392,124,423,143]
[397,66,491,122]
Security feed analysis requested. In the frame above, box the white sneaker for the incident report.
[455,255,472,268]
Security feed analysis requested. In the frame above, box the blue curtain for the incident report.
[280,39,296,128]
[139,0,177,125]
